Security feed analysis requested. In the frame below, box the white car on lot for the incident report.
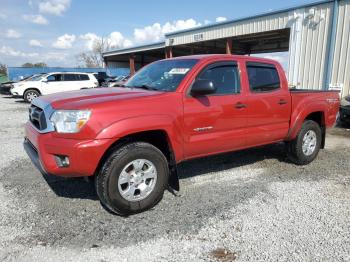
[10,72,98,102]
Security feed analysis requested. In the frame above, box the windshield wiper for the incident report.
[133,85,158,91]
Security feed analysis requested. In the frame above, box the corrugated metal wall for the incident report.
[331,0,350,96]
[288,2,332,90]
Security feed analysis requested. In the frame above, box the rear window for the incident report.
[79,74,90,80]
[247,62,280,92]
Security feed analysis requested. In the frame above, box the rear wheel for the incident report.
[24,89,40,103]
[95,142,169,215]
[287,120,322,165]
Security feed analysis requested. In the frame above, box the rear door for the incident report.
[78,74,95,88]
[244,61,291,146]
[62,74,81,91]
[183,61,248,158]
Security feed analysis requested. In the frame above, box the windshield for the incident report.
[125,59,198,92]
[30,74,48,81]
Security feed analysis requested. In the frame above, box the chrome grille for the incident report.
[29,105,47,130]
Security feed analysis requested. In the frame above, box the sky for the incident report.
[0,0,320,68]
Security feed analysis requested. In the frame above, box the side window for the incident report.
[247,62,280,92]
[79,74,90,81]
[197,63,240,95]
[63,74,79,81]
[46,74,62,82]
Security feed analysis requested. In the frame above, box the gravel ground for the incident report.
[0,95,349,262]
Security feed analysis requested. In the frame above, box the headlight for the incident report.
[50,110,91,133]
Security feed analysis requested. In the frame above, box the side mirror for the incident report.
[191,79,216,96]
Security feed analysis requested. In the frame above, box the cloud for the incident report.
[52,34,76,49]
[23,14,49,25]
[5,29,22,39]
[39,0,71,16]
[80,32,133,51]
[0,45,38,57]
[109,32,133,49]
[216,17,227,23]
[133,18,201,43]
[80,18,203,53]
[79,33,100,50]
[29,39,43,47]
[0,13,7,20]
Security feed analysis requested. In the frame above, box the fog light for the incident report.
[55,155,70,167]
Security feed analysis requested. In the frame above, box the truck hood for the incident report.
[40,87,164,109]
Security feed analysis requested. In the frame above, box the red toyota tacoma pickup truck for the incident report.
[24,54,340,215]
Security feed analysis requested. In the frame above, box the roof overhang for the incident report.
[103,41,165,57]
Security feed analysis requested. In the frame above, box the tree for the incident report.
[21,62,48,68]
[33,62,47,68]
[0,63,7,75]
[22,62,34,67]
[76,37,112,68]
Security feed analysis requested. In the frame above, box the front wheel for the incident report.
[24,89,40,103]
[95,142,169,215]
[287,120,322,165]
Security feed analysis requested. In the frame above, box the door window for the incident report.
[247,62,280,92]
[63,74,79,81]
[79,74,90,80]
[196,62,240,95]
[46,74,63,82]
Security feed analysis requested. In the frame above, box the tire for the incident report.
[95,142,169,215]
[24,89,40,103]
[287,120,322,165]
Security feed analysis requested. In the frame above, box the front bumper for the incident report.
[24,122,115,177]
[340,106,350,121]
[0,87,11,95]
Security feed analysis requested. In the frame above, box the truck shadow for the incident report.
[42,175,98,200]
[42,143,288,200]
[178,143,288,179]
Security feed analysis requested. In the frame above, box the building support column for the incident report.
[165,47,173,59]
[324,0,339,90]
[226,38,233,54]
[129,54,135,75]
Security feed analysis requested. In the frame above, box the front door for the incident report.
[183,61,247,159]
[43,74,64,95]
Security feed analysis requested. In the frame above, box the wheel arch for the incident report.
[23,88,42,97]
[95,129,180,191]
[288,110,326,148]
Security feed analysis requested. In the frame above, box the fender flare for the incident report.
[96,114,184,162]
[287,101,327,140]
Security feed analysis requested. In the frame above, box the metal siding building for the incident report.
[103,0,349,97]
[331,0,350,96]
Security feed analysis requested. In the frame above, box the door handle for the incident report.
[278,99,288,105]
[235,102,247,109]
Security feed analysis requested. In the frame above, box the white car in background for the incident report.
[10,72,98,102]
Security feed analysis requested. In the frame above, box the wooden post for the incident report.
[129,55,135,75]
[226,38,232,54]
